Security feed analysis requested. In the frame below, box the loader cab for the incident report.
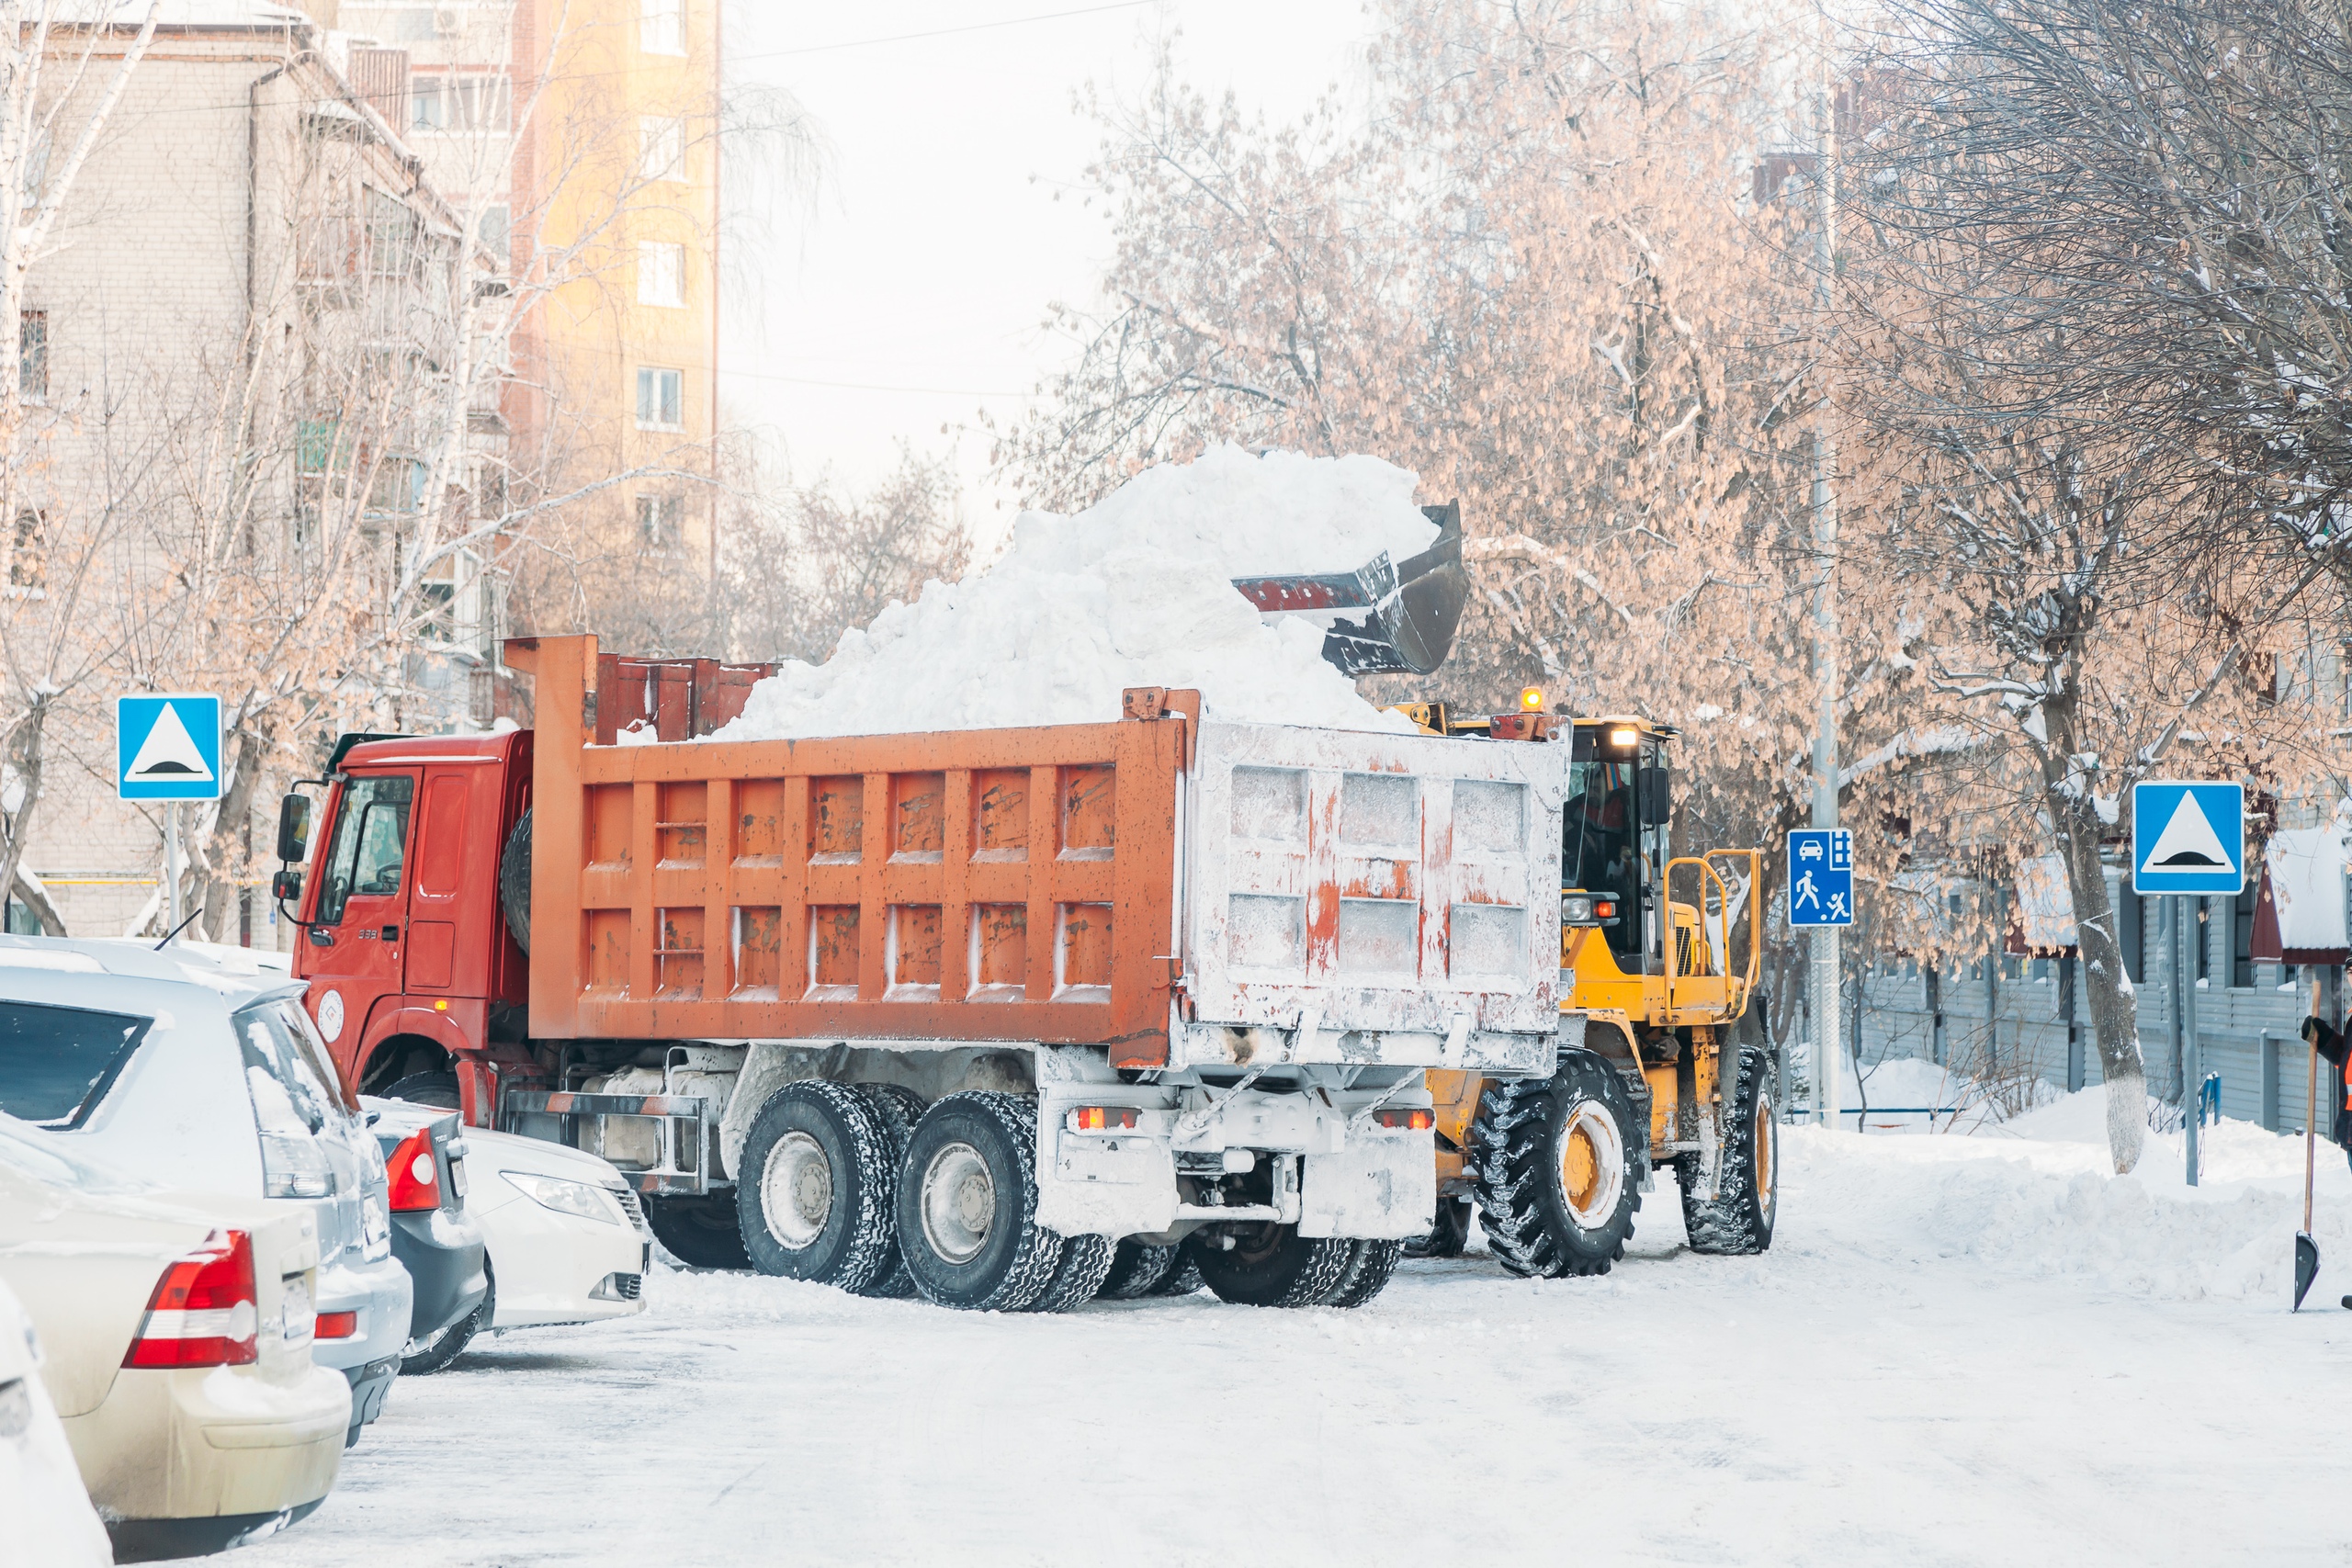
[1565,719,1674,975]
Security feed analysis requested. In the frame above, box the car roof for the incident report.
[0,936,305,1008]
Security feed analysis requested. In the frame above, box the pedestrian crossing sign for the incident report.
[2130,781,2243,896]
[116,694,221,801]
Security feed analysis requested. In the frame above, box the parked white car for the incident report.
[369,1100,650,1344]
[0,939,413,1449]
[0,1273,110,1568]
[0,1119,350,1561]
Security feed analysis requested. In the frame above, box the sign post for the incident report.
[1789,828,1856,1125]
[2132,782,2245,1188]
[116,694,223,942]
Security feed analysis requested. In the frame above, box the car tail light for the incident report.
[123,1230,258,1369]
[1069,1106,1139,1131]
[1374,1108,1434,1131]
[387,1129,440,1212]
[315,1311,357,1339]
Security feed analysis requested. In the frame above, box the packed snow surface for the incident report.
[238,1073,2352,1567]
[704,446,1436,741]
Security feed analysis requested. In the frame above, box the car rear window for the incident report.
[0,1001,153,1129]
[234,1001,342,1135]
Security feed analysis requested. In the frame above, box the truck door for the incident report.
[303,770,418,1065]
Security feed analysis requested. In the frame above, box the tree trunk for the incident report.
[198,725,268,944]
[2039,693,2146,1172]
[0,697,51,935]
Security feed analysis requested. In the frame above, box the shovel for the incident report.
[2297,980,2322,1312]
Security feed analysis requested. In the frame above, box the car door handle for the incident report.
[381,924,400,942]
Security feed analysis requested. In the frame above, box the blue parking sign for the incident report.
[1788,829,1853,927]
[116,694,221,801]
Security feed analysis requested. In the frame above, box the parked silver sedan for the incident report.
[0,939,412,1448]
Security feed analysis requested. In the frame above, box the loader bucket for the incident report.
[1229,502,1467,677]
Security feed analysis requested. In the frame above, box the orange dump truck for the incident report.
[277,633,1565,1312]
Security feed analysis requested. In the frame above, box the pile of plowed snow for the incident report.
[704,446,1437,741]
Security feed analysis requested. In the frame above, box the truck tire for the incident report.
[1188,1223,1354,1308]
[854,1083,930,1300]
[1024,1233,1115,1314]
[499,809,531,954]
[383,1071,460,1111]
[894,1092,1067,1312]
[738,1081,899,1292]
[1319,1239,1404,1308]
[1148,1252,1204,1297]
[1472,1048,1642,1279]
[644,1194,751,1269]
[1680,1044,1778,1255]
[1095,1239,1178,1300]
[1405,1196,1473,1259]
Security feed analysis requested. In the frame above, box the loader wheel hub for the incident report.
[763,1132,834,1248]
[1754,1092,1773,1201]
[1555,1100,1625,1228]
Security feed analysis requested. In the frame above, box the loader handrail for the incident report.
[1706,848,1764,1010]
[1663,850,1763,1021]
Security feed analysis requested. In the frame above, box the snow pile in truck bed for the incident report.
[704,446,1437,741]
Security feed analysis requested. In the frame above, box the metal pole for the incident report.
[2182,894,2200,1186]
[1811,60,1843,1130]
[164,803,181,942]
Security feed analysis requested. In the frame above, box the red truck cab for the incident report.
[287,730,533,1117]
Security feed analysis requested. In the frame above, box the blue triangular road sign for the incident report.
[2131,782,2243,895]
[117,694,222,801]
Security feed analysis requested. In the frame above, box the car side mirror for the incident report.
[277,793,312,863]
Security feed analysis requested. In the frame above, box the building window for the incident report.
[640,0,684,55]
[478,203,509,252]
[17,310,44,401]
[638,116,684,183]
[638,494,682,549]
[635,367,683,429]
[638,241,684,307]
[367,189,415,278]
[9,510,41,591]
[412,75,447,130]
[413,74,510,134]
[2232,886,2256,987]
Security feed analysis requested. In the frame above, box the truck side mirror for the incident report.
[271,868,303,902]
[277,793,312,863]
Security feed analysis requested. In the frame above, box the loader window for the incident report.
[1564,757,1642,964]
[316,773,414,925]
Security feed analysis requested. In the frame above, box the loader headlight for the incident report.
[1563,894,1595,925]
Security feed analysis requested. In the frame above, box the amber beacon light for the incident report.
[1520,687,1544,712]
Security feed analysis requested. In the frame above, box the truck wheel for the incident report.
[894,1092,1067,1312]
[738,1081,899,1292]
[1319,1239,1404,1308]
[1024,1234,1115,1313]
[1680,1045,1778,1255]
[1148,1252,1204,1297]
[1472,1048,1642,1279]
[644,1194,750,1269]
[1405,1196,1473,1259]
[383,1071,459,1111]
[499,809,531,954]
[1188,1223,1354,1308]
[1095,1240,1178,1300]
[854,1084,930,1299]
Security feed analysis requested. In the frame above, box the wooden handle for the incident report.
[2307,975,2324,1235]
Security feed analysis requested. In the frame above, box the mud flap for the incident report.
[1298,1134,1436,1239]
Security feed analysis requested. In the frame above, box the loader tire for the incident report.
[1405,1196,1473,1259]
[896,1092,1067,1312]
[738,1081,899,1293]
[1095,1239,1179,1300]
[644,1194,751,1270]
[1148,1252,1204,1297]
[1472,1048,1642,1279]
[1025,1234,1116,1314]
[1320,1239,1404,1308]
[499,809,531,954]
[1189,1223,1355,1308]
[1680,1044,1778,1255]
[854,1084,930,1299]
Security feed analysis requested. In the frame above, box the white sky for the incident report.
[718,1,1376,548]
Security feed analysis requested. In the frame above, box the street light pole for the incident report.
[1811,65,1843,1129]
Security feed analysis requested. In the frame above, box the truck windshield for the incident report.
[317,774,413,924]
[1563,759,1642,964]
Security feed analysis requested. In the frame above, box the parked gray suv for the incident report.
[0,938,413,1446]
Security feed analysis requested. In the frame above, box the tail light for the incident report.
[387,1128,441,1212]
[1069,1106,1139,1132]
[123,1229,259,1369]
[1373,1108,1434,1131]
[314,1311,357,1339]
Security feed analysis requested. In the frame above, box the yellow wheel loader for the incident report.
[1232,523,1779,1275]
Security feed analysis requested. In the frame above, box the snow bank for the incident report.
[706,446,1435,742]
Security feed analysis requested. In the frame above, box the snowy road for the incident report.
[233,1093,2352,1567]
